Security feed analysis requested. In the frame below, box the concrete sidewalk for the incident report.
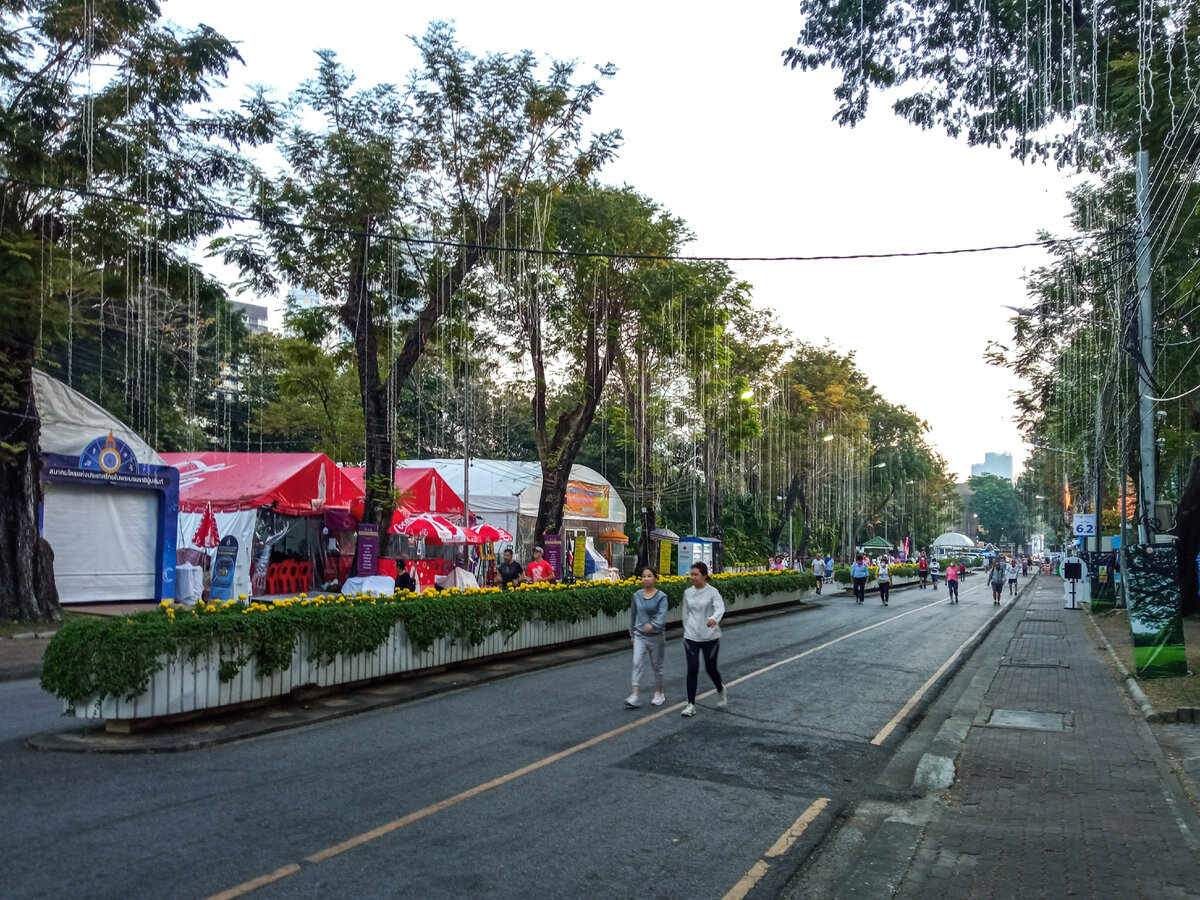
[831,576,1200,898]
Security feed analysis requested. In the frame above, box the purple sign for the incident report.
[356,524,379,576]
[543,533,564,579]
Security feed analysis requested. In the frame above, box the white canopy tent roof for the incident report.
[931,532,977,553]
[34,370,165,465]
[393,459,627,538]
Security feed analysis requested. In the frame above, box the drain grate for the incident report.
[1001,658,1068,668]
[986,708,1073,731]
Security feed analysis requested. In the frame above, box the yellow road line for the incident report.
[722,798,831,900]
[207,595,954,899]
[204,864,302,900]
[765,797,830,857]
[870,613,998,745]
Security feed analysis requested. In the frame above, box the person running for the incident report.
[945,561,960,603]
[877,557,891,605]
[812,554,826,595]
[681,562,726,717]
[988,558,1006,604]
[850,554,869,604]
[626,566,668,709]
[917,553,929,589]
[1007,556,1019,597]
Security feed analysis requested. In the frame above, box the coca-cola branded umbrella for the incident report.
[390,514,468,544]
[469,523,514,543]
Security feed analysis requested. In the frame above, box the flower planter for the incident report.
[68,588,811,727]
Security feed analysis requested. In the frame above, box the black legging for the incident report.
[852,577,866,602]
[879,581,890,603]
[948,578,959,601]
[684,638,723,703]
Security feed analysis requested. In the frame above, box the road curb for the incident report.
[1082,605,1160,721]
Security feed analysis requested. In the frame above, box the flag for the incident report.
[192,502,220,549]
[1064,481,1072,512]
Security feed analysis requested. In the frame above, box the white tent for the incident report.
[393,459,627,548]
[930,532,977,557]
[34,370,172,604]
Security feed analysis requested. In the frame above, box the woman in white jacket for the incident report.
[680,561,726,717]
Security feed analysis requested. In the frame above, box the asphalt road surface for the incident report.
[1,575,1012,899]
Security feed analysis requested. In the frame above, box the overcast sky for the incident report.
[164,0,1080,481]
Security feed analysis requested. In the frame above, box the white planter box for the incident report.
[68,588,810,723]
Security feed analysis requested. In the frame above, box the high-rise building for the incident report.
[231,301,269,335]
[971,452,1013,482]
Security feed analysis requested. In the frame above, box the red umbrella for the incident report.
[390,514,468,543]
[192,502,220,549]
[471,523,514,543]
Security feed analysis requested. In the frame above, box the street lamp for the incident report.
[739,389,754,400]
[822,434,835,442]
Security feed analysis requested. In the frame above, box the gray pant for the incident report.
[631,632,666,687]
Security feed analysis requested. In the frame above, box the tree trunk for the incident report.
[769,473,802,552]
[530,289,621,545]
[0,353,61,622]
[341,226,394,538]
[1174,402,1200,618]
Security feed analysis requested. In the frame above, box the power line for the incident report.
[1,174,1083,265]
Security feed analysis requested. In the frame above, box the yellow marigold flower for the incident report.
[239,594,248,601]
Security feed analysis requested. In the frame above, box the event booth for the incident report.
[393,459,628,563]
[35,370,179,604]
[163,452,360,599]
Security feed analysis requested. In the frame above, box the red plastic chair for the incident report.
[266,562,287,596]
[291,562,312,594]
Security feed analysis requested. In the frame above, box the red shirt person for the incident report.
[526,546,555,582]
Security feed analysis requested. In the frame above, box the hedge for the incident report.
[41,570,814,709]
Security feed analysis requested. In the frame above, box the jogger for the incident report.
[680,561,726,717]
[625,566,667,708]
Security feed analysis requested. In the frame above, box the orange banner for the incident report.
[565,481,610,518]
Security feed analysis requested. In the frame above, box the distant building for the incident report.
[231,301,269,335]
[971,452,1013,482]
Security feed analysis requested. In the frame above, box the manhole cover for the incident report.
[987,709,1072,731]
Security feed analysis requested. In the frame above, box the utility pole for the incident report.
[1136,151,1155,544]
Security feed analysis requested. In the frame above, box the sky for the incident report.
[163,0,1080,481]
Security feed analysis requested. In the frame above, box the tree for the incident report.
[968,473,1026,546]
[219,25,618,534]
[0,1,270,621]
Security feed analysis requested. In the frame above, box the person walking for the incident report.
[626,566,668,709]
[988,557,1006,604]
[945,561,960,603]
[929,557,941,589]
[850,554,869,604]
[812,554,826,595]
[917,553,929,589]
[680,562,726,717]
[877,557,891,606]
[1007,556,1019,597]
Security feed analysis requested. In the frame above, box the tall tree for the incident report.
[219,25,618,533]
[0,1,270,621]
[495,183,687,544]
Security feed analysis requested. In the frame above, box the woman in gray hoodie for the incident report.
[626,566,668,708]
[681,561,726,717]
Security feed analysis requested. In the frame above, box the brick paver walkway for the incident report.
[895,578,1200,899]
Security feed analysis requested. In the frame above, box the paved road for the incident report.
[1,575,1012,899]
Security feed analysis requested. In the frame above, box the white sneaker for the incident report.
[717,688,728,709]
[681,703,696,717]
[651,691,666,706]
[624,692,640,708]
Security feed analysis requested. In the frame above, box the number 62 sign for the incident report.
[1073,514,1097,537]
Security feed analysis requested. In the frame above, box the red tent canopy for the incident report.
[162,452,360,515]
[339,466,464,517]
